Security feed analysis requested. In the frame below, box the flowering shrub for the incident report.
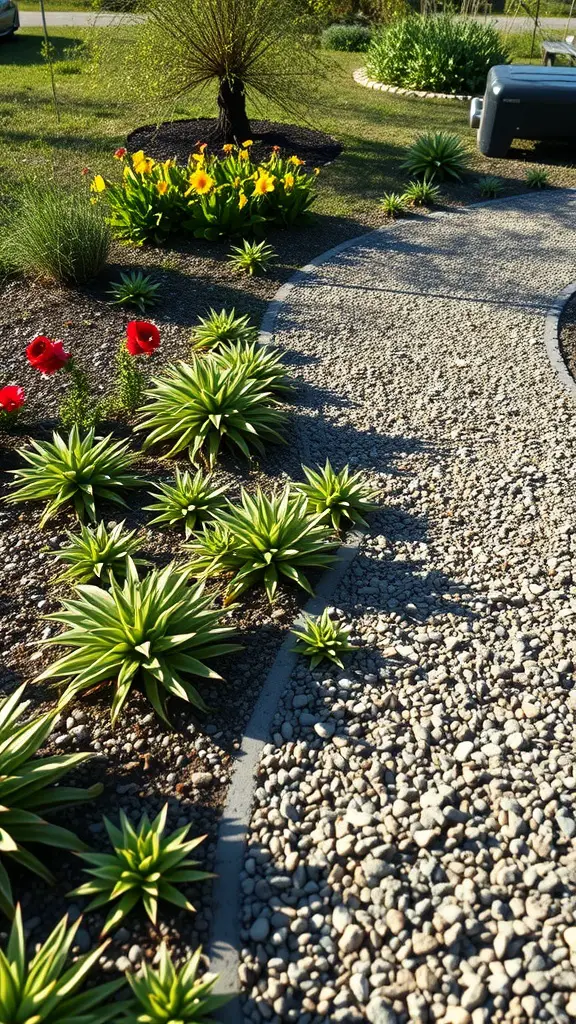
[92,145,319,245]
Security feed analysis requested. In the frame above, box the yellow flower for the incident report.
[283,172,295,191]
[233,176,241,188]
[192,153,205,164]
[242,140,253,147]
[134,157,154,175]
[131,149,145,167]
[238,192,248,210]
[253,172,275,196]
[314,167,320,176]
[223,143,234,154]
[90,174,106,193]
[162,159,175,170]
[187,169,215,195]
[156,181,168,195]
[288,155,305,167]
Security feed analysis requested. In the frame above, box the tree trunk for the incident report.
[217,77,252,143]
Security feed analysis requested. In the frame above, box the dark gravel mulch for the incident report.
[127,117,342,168]
[559,291,576,385]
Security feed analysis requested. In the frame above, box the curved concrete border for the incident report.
[353,67,473,102]
[543,281,576,399]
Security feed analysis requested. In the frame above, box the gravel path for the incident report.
[238,191,576,1024]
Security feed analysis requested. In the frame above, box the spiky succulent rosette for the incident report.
[294,459,379,531]
[292,608,356,668]
[125,943,232,1023]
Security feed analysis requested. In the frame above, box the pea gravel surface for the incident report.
[238,191,576,1024]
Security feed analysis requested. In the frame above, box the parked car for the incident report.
[0,0,19,38]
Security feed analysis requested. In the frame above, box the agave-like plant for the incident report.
[292,608,356,668]
[401,178,441,207]
[402,131,468,182]
[135,357,287,467]
[145,469,229,538]
[0,906,125,1023]
[0,684,101,918]
[37,559,241,725]
[48,520,148,584]
[125,944,232,1023]
[379,192,406,219]
[228,239,277,276]
[190,307,258,351]
[526,166,549,189]
[5,426,144,527]
[214,339,292,397]
[294,460,379,532]
[108,269,160,313]
[71,804,211,935]
[477,174,504,199]
[185,487,338,603]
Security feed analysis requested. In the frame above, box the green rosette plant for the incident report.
[0,684,101,917]
[292,608,356,668]
[145,469,229,538]
[294,460,379,531]
[124,944,232,1023]
[0,906,126,1023]
[402,132,468,182]
[48,520,147,584]
[71,805,211,935]
[37,559,241,725]
[214,340,292,397]
[190,307,258,351]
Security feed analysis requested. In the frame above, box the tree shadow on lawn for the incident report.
[0,31,88,65]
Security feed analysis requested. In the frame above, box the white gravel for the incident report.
[238,193,576,1023]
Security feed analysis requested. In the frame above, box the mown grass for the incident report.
[1,27,575,235]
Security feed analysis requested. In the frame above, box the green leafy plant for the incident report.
[477,174,504,198]
[185,487,338,603]
[2,184,110,285]
[0,684,101,917]
[0,906,125,1023]
[401,178,441,207]
[145,469,229,538]
[71,804,211,935]
[379,192,406,218]
[321,23,372,50]
[110,342,149,414]
[49,520,147,584]
[294,460,379,531]
[214,340,292,396]
[190,307,258,352]
[125,943,232,1024]
[59,362,101,431]
[292,608,356,668]
[108,270,160,312]
[135,357,287,467]
[402,131,468,182]
[228,239,277,276]
[37,559,240,724]
[367,14,509,94]
[526,166,549,189]
[5,426,144,527]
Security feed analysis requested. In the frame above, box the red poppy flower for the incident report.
[114,147,127,159]
[26,336,71,375]
[0,385,25,413]
[126,321,161,356]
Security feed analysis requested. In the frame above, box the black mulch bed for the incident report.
[127,117,342,168]
[559,291,576,386]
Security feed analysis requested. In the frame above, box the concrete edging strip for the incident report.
[353,66,473,102]
[543,281,576,398]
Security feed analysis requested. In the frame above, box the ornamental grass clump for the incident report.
[228,239,277,275]
[295,460,379,532]
[145,469,229,538]
[0,684,101,917]
[71,804,211,935]
[292,608,356,668]
[379,192,406,219]
[0,907,125,1023]
[49,521,147,585]
[5,426,144,527]
[401,178,441,207]
[185,487,338,603]
[214,340,292,397]
[402,132,468,182]
[126,944,232,1024]
[135,357,287,467]
[190,307,258,351]
[526,166,549,189]
[477,175,504,198]
[37,559,240,724]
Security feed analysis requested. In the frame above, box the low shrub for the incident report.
[135,357,287,467]
[93,145,318,245]
[0,906,125,1024]
[3,184,110,284]
[38,559,240,724]
[145,468,229,537]
[5,426,144,527]
[191,307,259,351]
[366,14,509,95]
[126,944,232,1024]
[294,459,379,531]
[402,132,468,182]
[72,804,211,934]
[292,608,356,667]
[185,486,338,603]
[321,23,372,51]
[0,684,101,916]
[49,520,147,584]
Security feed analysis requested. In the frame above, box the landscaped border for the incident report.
[543,281,576,398]
[353,66,473,102]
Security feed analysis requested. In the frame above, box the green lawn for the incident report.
[1,28,576,238]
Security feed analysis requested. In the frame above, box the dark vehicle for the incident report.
[0,0,19,37]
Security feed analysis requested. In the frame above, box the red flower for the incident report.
[114,147,127,160]
[272,145,281,153]
[126,321,161,356]
[26,336,71,375]
[81,167,89,176]
[0,385,25,413]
